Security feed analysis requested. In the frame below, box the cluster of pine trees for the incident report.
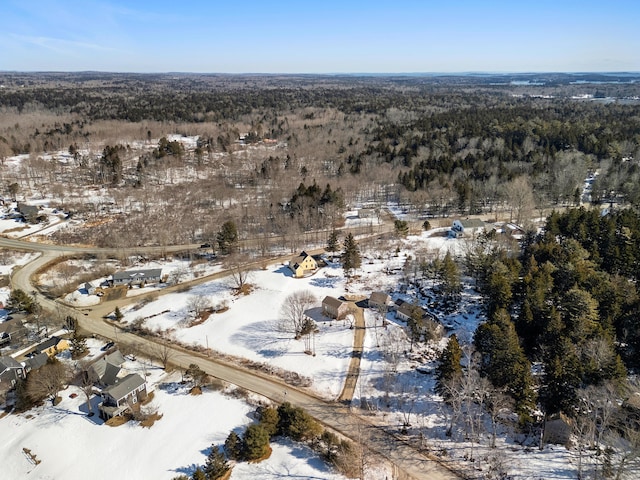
[461,208,640,422]
[172,402,357,480]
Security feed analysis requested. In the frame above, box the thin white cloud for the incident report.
[10,33,118,53]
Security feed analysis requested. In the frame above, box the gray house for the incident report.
[451,219,493,238]
[0,317,28,347]
[17,203,40,223]
[24,352,49,373]
[98,373,147,420]
[112,269,162,287]
[322,296,350,320]
[0,356,25,389]
[87,350,126,386]
[369,291,391,311]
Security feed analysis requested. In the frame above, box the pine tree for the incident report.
[203,445,229,480]
[191,467,206,480]
[70,332,88,359]
[326,230,339,261]
[435,334,463,400]
[438,251,462,302]
[258,407,279,437]
[114,306,124,322]
[242,424,270,461]
[394,220,409,237]
[217,220,238,255]
[341,233,361,277]
[224,431,242,460]
[474,309,536,419]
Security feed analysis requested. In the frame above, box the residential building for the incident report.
[450,219,493,238]
[322,296,350,320]
[98,373,147,420]
[0,356,25,389]
[112,269,163,286]
[86,350,126,386]
[288,251,318,278]
[35,336,70,357]
[0,317,28,347]
[369,291,391,311]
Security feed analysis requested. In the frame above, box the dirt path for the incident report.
[337,302,366,403]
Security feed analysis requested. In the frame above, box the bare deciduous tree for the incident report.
[186,294,209,318]
[279,290,317,338]
[153,338,173,370]
[26,359,68,404]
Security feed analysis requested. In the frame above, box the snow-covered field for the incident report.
[0,338,348,480]
[0,228,587,479]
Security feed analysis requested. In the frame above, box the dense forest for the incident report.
[472,208,640,416]
[1,72,639,247]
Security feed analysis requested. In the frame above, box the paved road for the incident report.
[5,236,461,480]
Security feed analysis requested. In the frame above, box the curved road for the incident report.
[3,236,460,480]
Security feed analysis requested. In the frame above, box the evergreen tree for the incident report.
[114,306,124,322]
[341,233,361,277]
[258,406,279,437]
[438,251,462,302]
[217,220,238,255]
[70,331,88,359]
[326,230,339,261]
[434,334,463,401]
[8,288,36,313]
[394,219,409,237]
[474,309,536,419]
[191,467,206,480]
[203,445,229,480]
[242,424,270,460]
[277,402,322,441]
[224,431,242,460]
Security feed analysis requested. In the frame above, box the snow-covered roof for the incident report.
[112,269,162,281]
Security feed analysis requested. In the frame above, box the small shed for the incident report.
[543,412,573,445]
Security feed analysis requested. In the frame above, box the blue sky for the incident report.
[1,0,638,73]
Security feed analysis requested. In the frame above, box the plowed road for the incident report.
[2,236,460,480]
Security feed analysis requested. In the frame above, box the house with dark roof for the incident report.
[0,317,28,347]
[98,373,147,420]
[17,203,40,223]
[369,291,391,311]
[0,356,25,390]
[35,336,69,357]
[112,269,163,287]
[322,296,350,320]
[23,352,49,372]
[86,350,126,387]
[288,251,318,278]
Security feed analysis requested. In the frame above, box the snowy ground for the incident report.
[119,262,354,399]
[0,228,587,479]
[0,337,348,480]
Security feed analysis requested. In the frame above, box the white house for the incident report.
[451,219,493,238]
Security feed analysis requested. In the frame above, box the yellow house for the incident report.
[288,251,318,278]
[35,336,70,357]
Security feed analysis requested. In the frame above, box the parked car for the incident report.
[101,341,115,351]
[200,243,212,248]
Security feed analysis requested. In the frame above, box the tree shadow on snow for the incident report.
[230,320,290,357]
[309,276,339,288]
